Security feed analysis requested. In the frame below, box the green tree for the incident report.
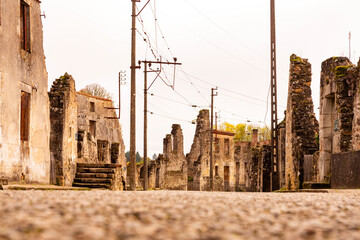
[125,151,143,163]
[219,122,270,142]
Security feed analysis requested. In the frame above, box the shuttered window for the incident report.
[20,0,31,52]
[20,91,31,141]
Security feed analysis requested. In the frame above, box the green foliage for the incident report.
[335,65,352,78]
[125,151,143,163]
[219,122,270,142]
[290,54,304,63]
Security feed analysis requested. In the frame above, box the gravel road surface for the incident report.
[0,190,359,240]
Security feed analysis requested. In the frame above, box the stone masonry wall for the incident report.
[49,74,78,186]
[162,124,188,190]
[186,110,211,191]
[285,54,318,190]
[319,57,354,182]
[351,59,360,150]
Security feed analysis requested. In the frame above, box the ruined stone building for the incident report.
[319,57,360,188]
[145,124,188,190]
[0,0,51,183]
[49,74,126,188]
[212,130,236,191]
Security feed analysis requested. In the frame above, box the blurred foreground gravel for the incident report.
[0,190,359,240]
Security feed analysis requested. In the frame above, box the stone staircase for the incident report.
[73,163,123,190]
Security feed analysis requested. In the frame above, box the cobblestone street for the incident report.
[0,190,359,240]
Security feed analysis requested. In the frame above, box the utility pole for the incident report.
[140,59,181,190]
[349,31,352,61]
[270,0,279,192]
[143,62,148,190]
[105,71,126,120]
[129,0,141,191]
[210,87,218,191]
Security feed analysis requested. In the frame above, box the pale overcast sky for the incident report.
[41,0,360,157]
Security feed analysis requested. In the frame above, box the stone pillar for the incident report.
[49,73,78,186]
[186,109,210,191]
[171,124,183,154]
[285,55,318,190]
[251,129,258,147]
[163,134,172,159]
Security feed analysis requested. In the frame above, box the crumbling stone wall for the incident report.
[162,124,188,190]
[234,141,251,191]
[49,74,77,186]
[351,60,360,150]
[213,130,236,191]
[49,75,126,186]
[277,118,286,189]
[285,54,318,190]
[0,0,50,183]
[319,57,356,182]
[76,92,126,181]
[186,110,211,191]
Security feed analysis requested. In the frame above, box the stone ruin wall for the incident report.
[319,57,358,182]
[213,131,236,191]
[351,60,360,150]
[145,124,187,190]
[162,124,188,190]
[76,92,126,168]
[285,54,319,190]
[186,109,211,191]
[49,74,77,186]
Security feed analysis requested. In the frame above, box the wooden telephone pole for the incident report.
[270,0,279,192]
[210,87,218,191]
[129,0,141,191]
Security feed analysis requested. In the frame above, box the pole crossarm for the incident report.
[136,0,150,17]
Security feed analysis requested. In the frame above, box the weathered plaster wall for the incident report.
[285,54,318,190]
[0,0,50,183]
[76,92,126,170]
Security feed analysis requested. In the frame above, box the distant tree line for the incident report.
[219,122,271,142]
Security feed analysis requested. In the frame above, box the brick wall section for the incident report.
[285,54,318,190]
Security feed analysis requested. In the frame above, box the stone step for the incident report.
[73,178,112,184]
[75,173,114,179]
[76,163,120,169]
[76,168,116,174]
[303,182,331,189]
[72,182,111,189]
